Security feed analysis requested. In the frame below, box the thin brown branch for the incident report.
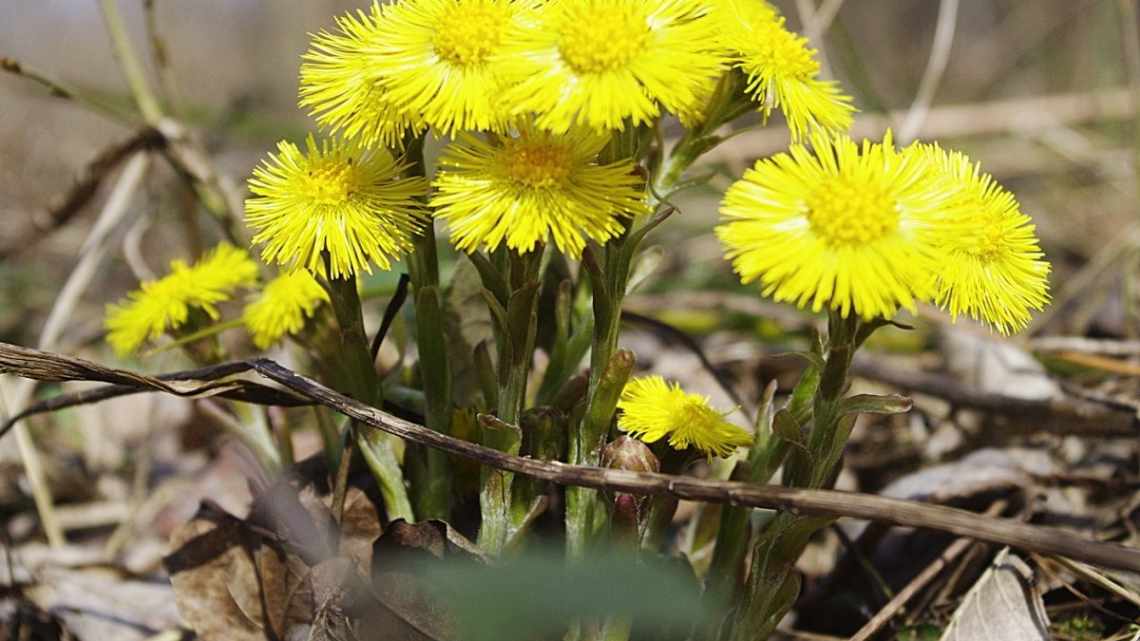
[0,56,136,123]
[848,501,1006,641]
[849,356,1139,437]
[0,127,166,260]
[142,0,181,117]
[2,342,1140,574]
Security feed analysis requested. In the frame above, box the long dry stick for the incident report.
[4,343,1140,573]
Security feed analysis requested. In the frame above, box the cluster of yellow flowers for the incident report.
[247,0,853,267]
[105,244,258,356]
[103,0,1051,459]
[105,245,329,355]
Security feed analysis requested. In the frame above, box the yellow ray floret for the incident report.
[713,0,853,140]
[500,0,725,132]
[618,375,752,458]
[430,123,647,257]
[105,243,258,357]
[300,3,424,148]
[243,270,330,349]
[369,0,536,136]
[245,135,429,279]
[716,131,946,320]
[913,144,1051,334]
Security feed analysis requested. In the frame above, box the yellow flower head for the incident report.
[915,145,1051,334]
[370,0,537,136]
[618,375,752,458]
[300,4,425,148]
[242,270,330,349]
[714,0,854,140]
[716,131,945,320]
[105,243,258,357]
[430,123,646,257]
[500,0,725,132]
[245,135,429,279]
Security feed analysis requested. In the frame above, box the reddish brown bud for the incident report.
[601,435,660,474]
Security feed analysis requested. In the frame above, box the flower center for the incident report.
[952,209,1010,260]
[306,162,357,206]
[806,177,899,246]
[753,21,819,80]
[559,4,650,74]
[499,139,573,188]
[434,1,509,67]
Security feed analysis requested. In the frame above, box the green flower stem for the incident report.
[325,274,414,523]
[476,414,523,555]
[478,249,543,555]
[731,311,862,641]
[567,349,634,559]
[405,135,453,521]
[705,384,782,614]
[569,119,736,640]
[569,122,712,565]
[493,248,544,421]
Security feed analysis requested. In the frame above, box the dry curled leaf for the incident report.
[165,506,313,641]
[940,549,1050,641]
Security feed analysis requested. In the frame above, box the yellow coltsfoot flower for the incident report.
[500,0,725,133]
[618,375,752,458]
[714,0,854,140]
[430,123,646,258]
[370,0,536,136]
[245,135,429,279]
[300,3,425,148]
[914,145,1051,334]
[243,270,330,349]
[105,243,258,357]
[717,131,945,320]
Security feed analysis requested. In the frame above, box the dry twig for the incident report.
[848,502,1006,641]
[3,343,1140,574]
[849,356,1139,437]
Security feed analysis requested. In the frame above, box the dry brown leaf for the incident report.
[940,549,1050,641]
[359,519,488,641]
[165,508,311,641]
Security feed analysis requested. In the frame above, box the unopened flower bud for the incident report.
[601,436,660,474]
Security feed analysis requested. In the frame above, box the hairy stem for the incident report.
[325,274,413,523]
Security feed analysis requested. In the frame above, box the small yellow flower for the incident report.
[105,243,258,357]
[371,0,536,136]
[714,0,854,140]
[915,145,1051,334]
[430,123,646,257]
[716,131,944,320]
[618,375,752,458]
[243,271,330,349]
[500,0,725,132]
[300,3,425,148]
[245,135,429,279]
